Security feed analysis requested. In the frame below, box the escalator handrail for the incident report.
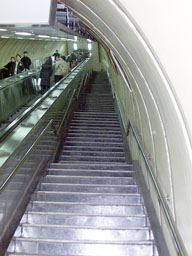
[0,59,88,143]
[0,119,53,195]
[127,119,187,256]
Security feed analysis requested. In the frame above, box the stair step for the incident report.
[67,129,122,135]
[69,123,119,128]
[33,191,140,204]
[15,224,152,241]
[71,119,119,124]
[67,132,122,137]
[59,156,126,163]
[64,141,124,148]
[49,163,132,170]
[46,168,134,177]
[74,111,117,116]
[29,201,144,215]
[21,212,147,227]
[62,145,124,152]
[43,175,135,185]
[8,239,156,255]
[66,136,123,142]
[39,183,138,194]
[61,150,125,157]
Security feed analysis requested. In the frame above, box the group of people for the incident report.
[3,51,31,78]
[40,51,70,94]
[2,49,89,94]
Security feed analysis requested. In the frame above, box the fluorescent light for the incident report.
[1,36,10,38]
[51,37,59,39]
[37,35,50,38]
[87,39,92,42]
[0,28,7,31]
[88,43,92,51]
[73,43,78,50]
[74,36,77,41]
[16,37,24,39]
[15,32,33,36]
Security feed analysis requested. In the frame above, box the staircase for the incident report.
[6,72,159,256]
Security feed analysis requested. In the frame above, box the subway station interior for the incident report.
[0,0,191,255]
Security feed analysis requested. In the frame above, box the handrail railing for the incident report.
[57,89,76,135]
[0,119,53,195]
[127,120,187,256]
[56,71,91,136]
[113,91,187,256]
[0,59,88,143]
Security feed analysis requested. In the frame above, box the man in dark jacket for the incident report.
[10,54,24,75]
[21,51,31,70]
[53,50,60,60]
[3,57,15,77]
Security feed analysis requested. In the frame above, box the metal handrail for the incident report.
[57,89,76,135]
[0,59,88,143]
[56,71,91,136]
[127,120,187,256]
[76,72,89,100]
[0,119,53,195]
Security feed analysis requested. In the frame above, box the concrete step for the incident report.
[65,137,123,143]
[49,162,132,170]
[29,201,145,215]
[21,212,147,228]
[15,224,152,241]
[8,239,157,255]
[43,175,135,186]
[61,150,125,157]
[39,183,138,194]
[33,191,141,204]
[46,168,134,177]
[67,128,122,135]
[69,122,119,128]
[64,141,124,148]
[74,111,118,117]
[62,145,124,152]
[59,155,126,163]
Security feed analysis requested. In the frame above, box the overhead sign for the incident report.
[0,0,57,25]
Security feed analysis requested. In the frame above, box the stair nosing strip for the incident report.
[44,175,133,180]
[32,201,142,206]
[20,223,150,231]
[26,211,147,218]
[47,168,133,173]
[52,162,131,166]
[13,237,154,245]
[35,191,140,196]
[41,183,137,188]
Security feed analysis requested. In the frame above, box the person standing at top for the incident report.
[40,57,52,94]
[21,51,31,71]
[10,54,24,75]
[54,56,70,83]
[53,50,60,60]
[3,57,15,77]
[69,51,77,68]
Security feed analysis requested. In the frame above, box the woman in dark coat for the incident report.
[40,58,52,94]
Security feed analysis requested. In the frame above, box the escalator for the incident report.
[6,72,159,256]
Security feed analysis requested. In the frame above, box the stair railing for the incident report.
[127,120,187,256]
[112,90,187,256]
[56,88,76,135]
[56,71,91,136]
